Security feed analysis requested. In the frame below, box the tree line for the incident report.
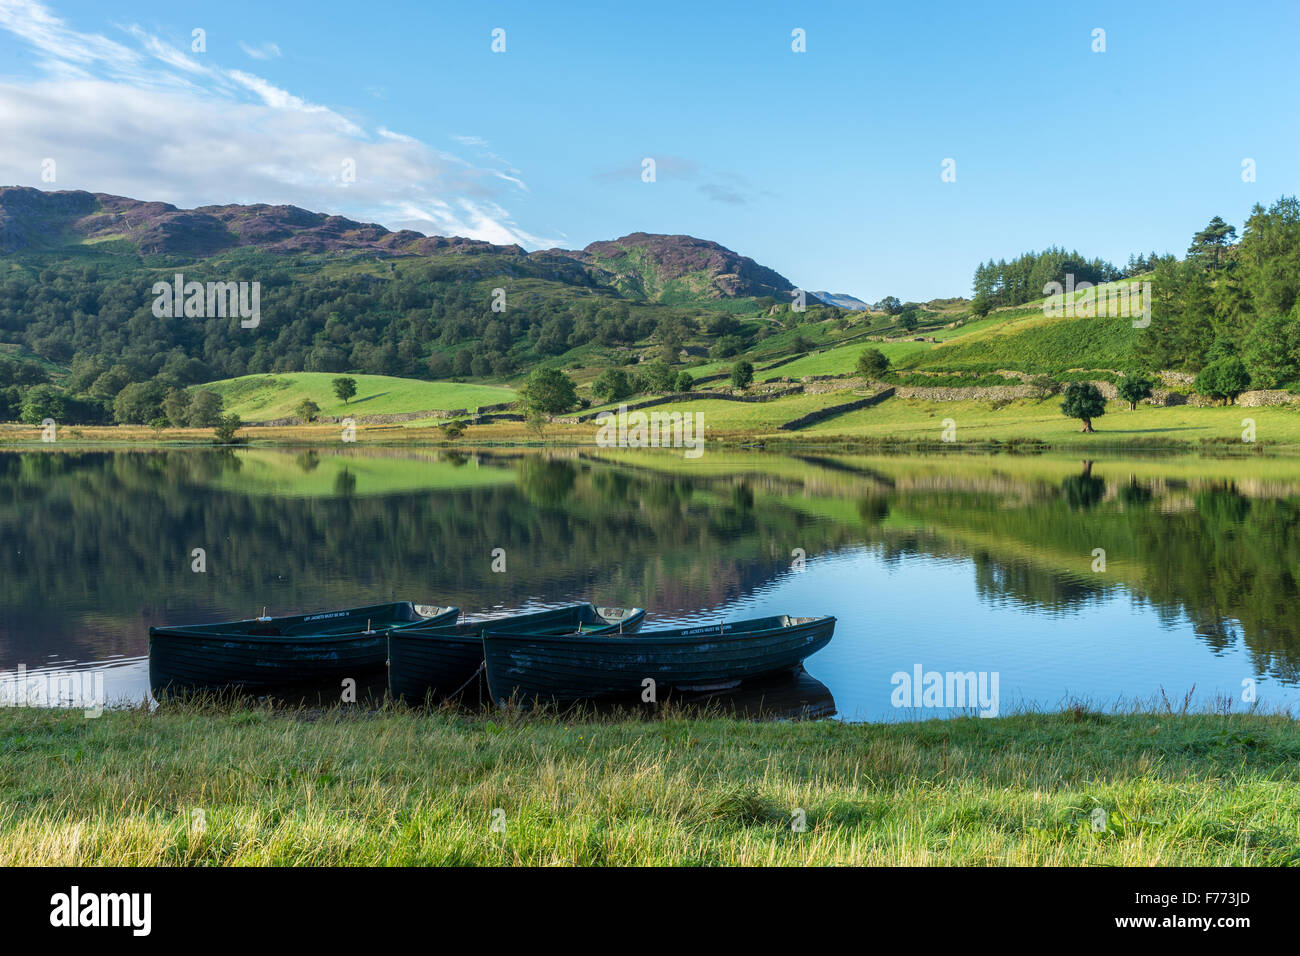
[971,247,1143,313]
[1139,201,1300,393]
[0,245,859,424]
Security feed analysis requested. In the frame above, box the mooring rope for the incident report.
[448,660,487,699]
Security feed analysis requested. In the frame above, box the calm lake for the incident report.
[2,445,1298,721]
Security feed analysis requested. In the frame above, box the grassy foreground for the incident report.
[2,705,1298,865]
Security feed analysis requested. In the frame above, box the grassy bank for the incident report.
[2,705,1298,865]
[2,394,1297,451]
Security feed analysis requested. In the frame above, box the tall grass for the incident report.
[2,703,1297,865]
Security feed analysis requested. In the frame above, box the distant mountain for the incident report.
[0,187,795,303]
[562,232,794,302]
[0,186,523,258]
[0,187,846,408]
[811,291,869,311]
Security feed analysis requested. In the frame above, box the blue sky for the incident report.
[2,0,1298,301]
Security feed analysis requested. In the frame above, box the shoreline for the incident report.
[0,423,1291,455]
[4,385,1297,453]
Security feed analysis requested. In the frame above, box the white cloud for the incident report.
[225,69,335,118]
[238,40,281,61]
[0,0,141,73]
[0,0,558,248]
[449,134,528,193]
[127,25,208,76]
[377,127,419,144]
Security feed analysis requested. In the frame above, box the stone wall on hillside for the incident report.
[778,388,896,431]
[1221,390,1298,407]
[802,377,874,394]
[249,399,514,427]
[893,384,1035,401]
[252,408,466,427]
[564,384,805,423]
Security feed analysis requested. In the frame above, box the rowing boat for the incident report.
[388,603,645,703]
[482,614,834,705]
[149,602,457,696]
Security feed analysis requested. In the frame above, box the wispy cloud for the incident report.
[0,0,558,248]
[699,182,747,205]
[238,40,281,61]
[589,154,758,204]
[449,134,529,193]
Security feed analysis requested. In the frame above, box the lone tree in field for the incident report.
[731,360,754,391]
[1194,357,1251,405]
[213,413,243,444]
[1116,373,1155,410]
[296,398,321,423]
[856,347,891,379]
[517,367,578,419]
[332,377,357,404]
[1060,381,1107,433]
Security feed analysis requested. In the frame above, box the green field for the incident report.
[755,340,933,381]
[648,278,1151,387]
[3,704,1297,866]
[201,373,515,422]
[565,391,1300,447]
[800,396,1300,445]
[904,315,1138,374]
[581,392,863,434]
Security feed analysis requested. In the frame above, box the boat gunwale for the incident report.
[481,614,833,646]
[149,603,458,644]
[397,605,647,641]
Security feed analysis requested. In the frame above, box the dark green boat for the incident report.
[150,602,458,696]
[482,614,835,705]
[388,603,646,703]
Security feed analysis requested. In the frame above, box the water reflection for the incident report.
[143,666,837,722]
[2,446,1299,719]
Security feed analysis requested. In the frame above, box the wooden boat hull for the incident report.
[483,614,835,705]
[150,602,457,696]
[388,604,645,703]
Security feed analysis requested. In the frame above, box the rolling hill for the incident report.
[0,185,1183,432]
[202,374,515,422]
[0,186,796,301]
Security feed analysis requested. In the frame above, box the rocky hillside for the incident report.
[0,186,522,259]
[563,232,794,302]
[0,187,795,303]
